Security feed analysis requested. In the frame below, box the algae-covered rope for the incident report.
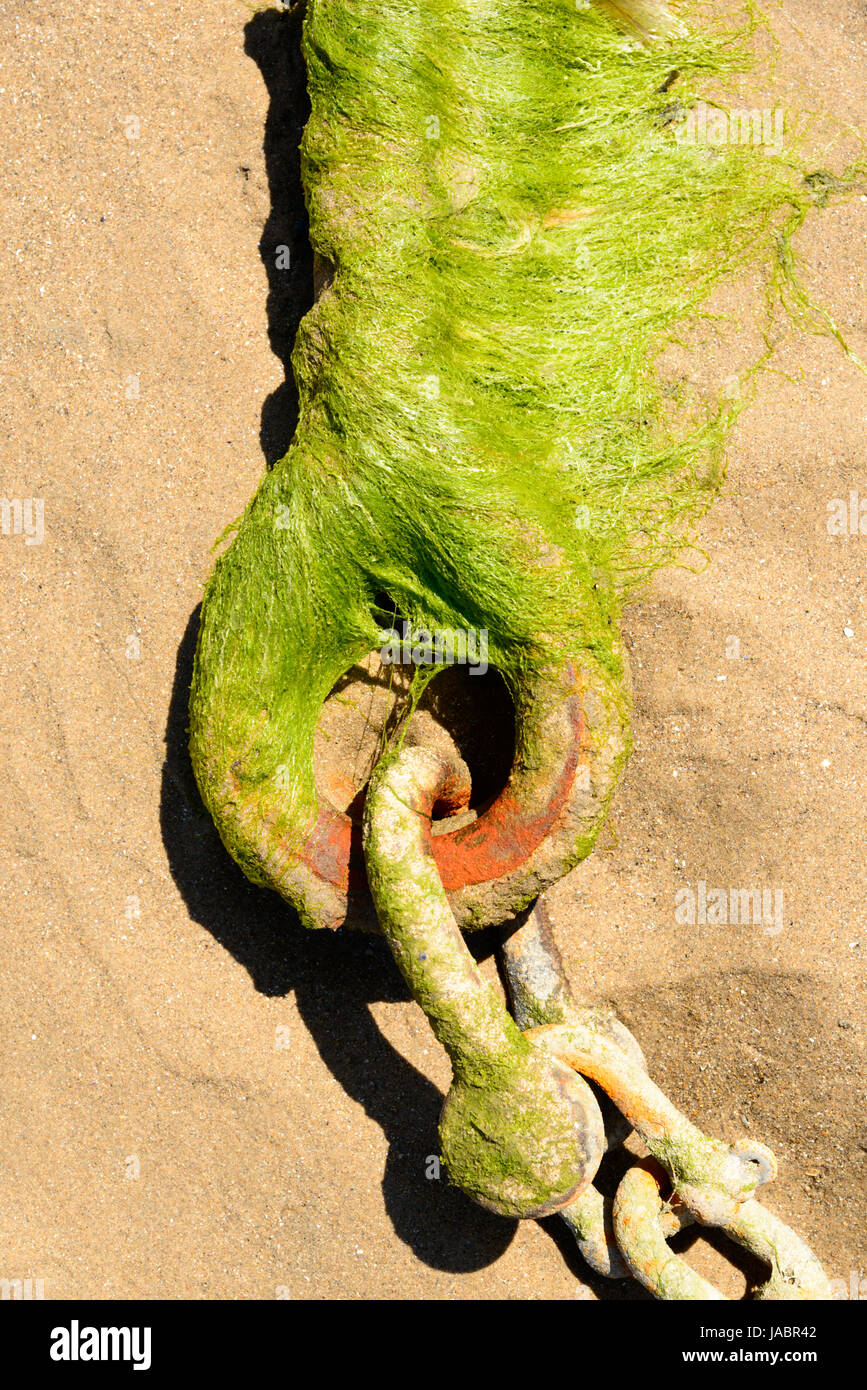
[363,744,832,1299]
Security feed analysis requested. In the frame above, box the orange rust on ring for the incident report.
[296,696,584,895]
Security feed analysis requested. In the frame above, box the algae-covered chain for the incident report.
[364,746,832,1300]
[188,0,851,1300]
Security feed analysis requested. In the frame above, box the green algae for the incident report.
[190,0,860,897]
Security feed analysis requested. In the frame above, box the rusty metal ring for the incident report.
[249,646,631,931]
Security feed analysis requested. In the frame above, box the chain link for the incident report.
[363,744,831,1300]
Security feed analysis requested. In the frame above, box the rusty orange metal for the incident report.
[295,693,583,903]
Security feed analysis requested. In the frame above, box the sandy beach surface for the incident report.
[1,0,865,1299]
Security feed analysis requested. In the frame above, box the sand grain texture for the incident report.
[0,0,864,1299]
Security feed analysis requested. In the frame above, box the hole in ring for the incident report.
[313,650,515,827]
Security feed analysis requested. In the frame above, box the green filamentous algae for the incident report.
[189,0,857,921]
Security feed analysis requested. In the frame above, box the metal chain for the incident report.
[502,901,830,1299]
[363,743,831,1300]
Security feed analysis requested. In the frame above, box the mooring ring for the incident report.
[253,647,631,930]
